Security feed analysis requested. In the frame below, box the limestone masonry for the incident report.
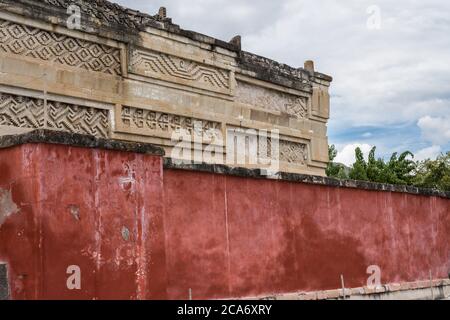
[0,0,332,175]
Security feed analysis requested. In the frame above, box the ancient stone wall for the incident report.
[0,0,332,175]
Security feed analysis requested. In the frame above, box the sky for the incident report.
[115,0,450,166]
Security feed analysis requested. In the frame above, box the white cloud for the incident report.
[335,143,373,167]
[241,0,450,130]
[415,145,442,161]
[417,116,450,146]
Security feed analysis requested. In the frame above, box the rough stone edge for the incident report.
[238,51,332,92]
[0,263,9,301]
[246,279,450,301]
[0,129,165,156]
[3,0,237,50]
[163,158,450,199]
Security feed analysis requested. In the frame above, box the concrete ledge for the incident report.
[0,264,9,301]
[252,279,450,301]
[0,129,165,156]
[164,158,450,199]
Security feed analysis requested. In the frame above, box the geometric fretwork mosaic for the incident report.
[121,106,221,141]
[280,140,308,165]
[0,92,109,138]
[0,19,122,76]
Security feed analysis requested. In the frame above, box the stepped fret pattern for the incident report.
[130,49,230,92]
[0,92,109,138]
[0,93,45,128]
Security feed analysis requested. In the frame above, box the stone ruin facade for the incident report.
[0,0,332,175]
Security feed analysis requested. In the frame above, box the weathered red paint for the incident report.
[0,143,167,300]
[0,143,449,300]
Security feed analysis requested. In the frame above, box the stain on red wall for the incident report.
[0,143,449,300]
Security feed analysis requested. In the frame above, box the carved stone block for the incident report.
[311,87,330,119]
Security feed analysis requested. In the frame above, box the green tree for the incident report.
[386,151,416,185]
[349,147,368,181]
[327,144,449,191]
[366,147,383,182]
[329,144,338,162]
[346,147,416,185]
[326,145,348,179]
[326,145,338,176]
[414,152,450,191]
[327,145,450,191]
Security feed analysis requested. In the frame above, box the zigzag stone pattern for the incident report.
[0,19,122,75]
[0,92,110,138]
[130,49,230,92]
[121,106,221,140]
[280,140,308,165]
[236,81,308,119]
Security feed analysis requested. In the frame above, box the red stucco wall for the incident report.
[0,144,167,300]
[163,170,449,299]
[0,143,449,300]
